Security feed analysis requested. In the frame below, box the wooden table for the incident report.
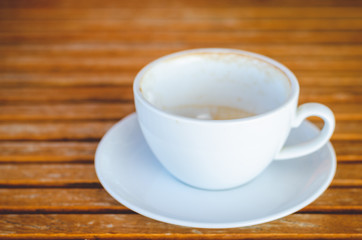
[0,0,361,239]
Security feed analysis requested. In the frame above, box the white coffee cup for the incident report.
[133,48,335,190]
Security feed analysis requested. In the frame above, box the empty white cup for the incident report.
[133,48,335,190]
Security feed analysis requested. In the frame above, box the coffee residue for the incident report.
[165,105,255,120]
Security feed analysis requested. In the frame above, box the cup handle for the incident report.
[275,103,335,160]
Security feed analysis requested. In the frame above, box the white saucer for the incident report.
[95,113,336,228]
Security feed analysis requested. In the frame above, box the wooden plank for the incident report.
[0,141,97,163]
[1,44,362,58]
[0,140,360,163]
[0,31,361,45]
[303,103,362,121]
[0,7,361,20]
[312,120,362,141]
[0,163,359,188]
[0,103,135,121]
[312,120,362,140]
[0,87,133,103]
[0,164,97,182]
[334,163,362,181]
[333,141,362,162]
[299,87,362,103]
[0,120,359,141]
[1,19,362,32]
[1,55,361,72]
[0,103,359,121]
[332,121,362,140]
[0,71,360,88]
[296,72,362,87]
[0,86,360,104]
[0,189,120,208]
[0,56,151,73]
[0,121,115,141]
[0,188,360,214]
[0,72,136,87]
[305,188,362,210]
[0,214,361,237]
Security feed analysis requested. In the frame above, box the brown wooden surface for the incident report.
[0,0,361,239]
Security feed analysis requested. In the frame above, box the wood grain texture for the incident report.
[1,31,361,45]
[0,71,361,87]
[0,120,359,141]
[0,188,360,214]
[0,103,135,121]
[1,44,362,57]
[0,103,360,121]
[0,121,115,140]
[0,214,361,236]
[0,140,360,163]
[0,163,360,188]
[0,0,361,238]
[0,86,361,103]
[2,54,362,73]
[1,19,362,32]
[0,141,96,163]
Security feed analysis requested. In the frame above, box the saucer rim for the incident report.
[95,112,336,229]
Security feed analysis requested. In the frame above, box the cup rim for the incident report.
[133,48,299,124]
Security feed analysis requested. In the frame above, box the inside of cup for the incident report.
[139,51,292,117]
